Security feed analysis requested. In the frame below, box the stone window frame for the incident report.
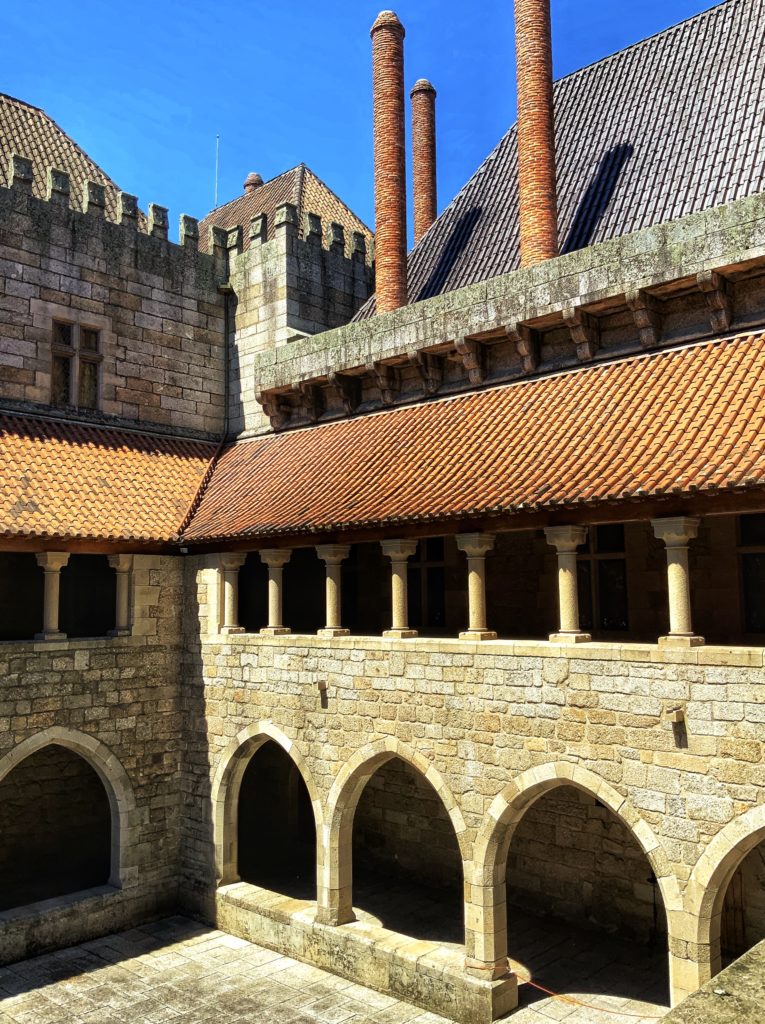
[51,319,103,410]
[575,523,630,634]
[31,300,114,414]
[737,513,765,636]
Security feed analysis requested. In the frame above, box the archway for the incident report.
[0,740,122,909]
[686,804,765,983]
[210,724,322,900]
[322,739,467,944]
[472,764,680,1012]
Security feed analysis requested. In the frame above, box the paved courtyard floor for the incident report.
[0,916,669,1024]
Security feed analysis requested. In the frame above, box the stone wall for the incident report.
[0,554,184,963]
[0,179,225,436]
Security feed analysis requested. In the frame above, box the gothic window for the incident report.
[51,321,102,410]
[739,514,765,634]
[577,524,629,633]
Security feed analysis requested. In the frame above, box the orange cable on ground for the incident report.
[515,969,666,1019]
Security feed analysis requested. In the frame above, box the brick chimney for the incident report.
[371,11,407,314]
[514,0,558,266]
[411,79,437,245]
[244,172,263,194]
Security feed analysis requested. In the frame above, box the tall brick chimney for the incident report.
[371,11,408,314]
[411,79,437,245]
[514,0,558,266]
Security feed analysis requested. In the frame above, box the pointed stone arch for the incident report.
[683,803,765,986]
[0,727,138,888]
[210,721,323,885]
[318,737,467,927]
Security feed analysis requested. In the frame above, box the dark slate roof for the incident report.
[357,0,765,318]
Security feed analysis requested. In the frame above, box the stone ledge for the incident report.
[663,940,765,1024]
[216,882,516,1024]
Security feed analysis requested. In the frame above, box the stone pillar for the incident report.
[219,553,247,635]
[651,517,704,647]
[107,554,133,636]
[316,545,351,637]
[35,552,70,640]
[456,533,497,640]
[544,526,591,642]
[381,539,418,638]
[259,549,291,635]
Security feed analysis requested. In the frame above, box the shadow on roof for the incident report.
[414,207,483,302]
[563,143,634,254]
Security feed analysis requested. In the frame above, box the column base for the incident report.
[34,631,66,642]
[549,631,592,643]
[260,627,291,636]
[221,625,246,635]
[659,634,705,648]
[383,629,418,639]
[459,630,497,641]
[317,628,350,637]
[108,628,131,638]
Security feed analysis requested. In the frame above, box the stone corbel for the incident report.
[328,371,362,415]
[256,389,291,430]
[407,349,443,395]
[292,381,325,423]
[455,337,485,385]
[366,360,399,406]
[506,321,540,373]
[697,270,732,333]
[563,306,599,361]
[625,288,662,348]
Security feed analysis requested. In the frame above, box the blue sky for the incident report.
[5,0,716,241]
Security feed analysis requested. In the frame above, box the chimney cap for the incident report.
[243,172,264,193]
[411,78,436,98]
[371,10,405,37]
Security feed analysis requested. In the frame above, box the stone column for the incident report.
[456,533,497,640]
[107,554,133,636]
[219,552,247,635]
[35,552,70,640]
[544,525,591,642]
[316,545,351,637]
[651,517,704,647]
[381,539,418,638]
[259,549,292,635]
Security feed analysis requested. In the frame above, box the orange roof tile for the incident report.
[185,332,765,543]
[0,415,216,545]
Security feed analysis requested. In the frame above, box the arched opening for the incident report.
[237,740,316,899]
[505,785,669,1008]
[0,744,111,910]
[351,756,463,945]
[720,838,765,965]
[60,555,116,638]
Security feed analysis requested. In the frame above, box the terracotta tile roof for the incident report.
[198,164,373,258]
[0,415,216,545]
[357,0,765,317]
[0,92,139,223]
[184,332,765,543]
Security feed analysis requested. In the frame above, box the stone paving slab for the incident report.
[0,917,669,1024]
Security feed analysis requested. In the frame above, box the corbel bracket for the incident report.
[407,349,444,395]
[563,306,599,361]
[697,270,732,333]
[292,381,325,423]
[256,389,291,431]
[625,288,662,348]
[366,360,399,406]
[328,371,362,415]
[455,337,485,385]
[506,321,540,373]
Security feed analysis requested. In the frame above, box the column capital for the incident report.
[107,554,134,573]
[259,548,292,569]
[35,552,70,571]
[651,516,701,547]
[316,544,351,565]
[456,532,495,558]
[219,551,247,571]
[544,525,588,553]
[381,538,418,561]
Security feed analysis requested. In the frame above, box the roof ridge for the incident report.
[302,165,374,236]
[0,91,44,112]
[204,164,303,216]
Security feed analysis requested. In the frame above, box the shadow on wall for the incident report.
[415,207,482,302]
[562,143,634,254]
